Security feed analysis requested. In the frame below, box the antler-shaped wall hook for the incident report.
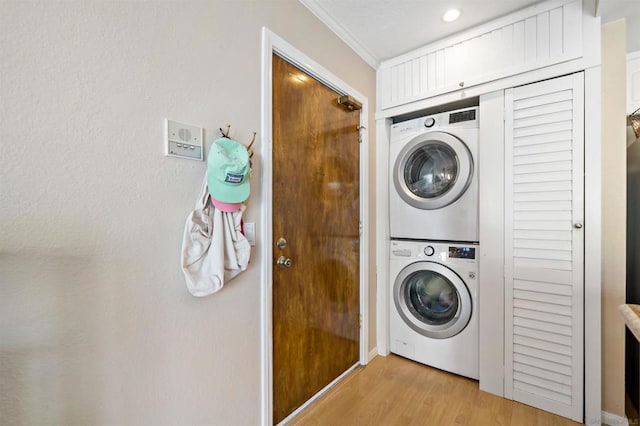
[219,124,231,138]
[247,132,256,154]
[217,125,255,159]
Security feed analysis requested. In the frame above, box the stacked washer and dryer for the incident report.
[388,107,480,380]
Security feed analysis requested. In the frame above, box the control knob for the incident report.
[424,245,435,256]
[424,117,436,128]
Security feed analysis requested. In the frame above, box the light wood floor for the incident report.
[289,354,581,426]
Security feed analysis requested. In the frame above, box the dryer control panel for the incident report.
[390,106,479,142]
[448,109,476,124]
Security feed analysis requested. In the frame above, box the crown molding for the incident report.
[299,0,379,69]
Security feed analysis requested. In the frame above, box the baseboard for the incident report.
[368,347,378,363]
[602,411,630,426]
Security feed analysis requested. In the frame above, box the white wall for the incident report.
[0,2,376,424]
[601,19,627,418]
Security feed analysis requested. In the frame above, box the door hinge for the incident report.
[359,314,363,328]
[359,221,363,235]
[357,125,366,143]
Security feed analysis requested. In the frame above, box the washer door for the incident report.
[393,261,472,339]
[393,131,473,210]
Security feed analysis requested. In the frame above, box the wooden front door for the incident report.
[272,53,361,424]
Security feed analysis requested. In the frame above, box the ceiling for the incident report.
[300,0,640,68]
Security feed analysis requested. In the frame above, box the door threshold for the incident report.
[277,363,360,425]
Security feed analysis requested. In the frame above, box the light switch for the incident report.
[165,119,203,161]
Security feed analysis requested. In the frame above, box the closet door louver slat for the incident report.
[504,73,584,422]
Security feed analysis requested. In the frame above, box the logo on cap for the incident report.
[225,173,244,184]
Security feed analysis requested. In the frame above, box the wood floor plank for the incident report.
[289,354,581,426]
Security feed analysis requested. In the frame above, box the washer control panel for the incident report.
[391,247,412,257]
[449,246,476,260]
[390,241,478,265]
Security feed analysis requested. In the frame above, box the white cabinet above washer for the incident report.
[377,0,590,112]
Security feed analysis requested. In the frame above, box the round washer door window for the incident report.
[393,261,472,339]
[393,131,473,210]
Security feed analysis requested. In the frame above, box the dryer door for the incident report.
[393,261,472,339]
[393,131,473,210]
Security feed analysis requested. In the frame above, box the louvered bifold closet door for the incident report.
[504,73,584,422]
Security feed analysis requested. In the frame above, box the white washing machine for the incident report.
[389,107,479,242]
[389,240,479,380]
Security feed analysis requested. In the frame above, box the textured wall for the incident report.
[0,1,376,424]
[601,19,627,418]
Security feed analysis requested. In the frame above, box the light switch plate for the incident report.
[165,119,203,161]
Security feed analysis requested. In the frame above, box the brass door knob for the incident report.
[276,256,293,268]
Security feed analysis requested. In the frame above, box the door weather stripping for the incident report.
[337,95,362,111]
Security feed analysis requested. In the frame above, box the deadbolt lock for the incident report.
[276,256,293,268]
[276,237,287,249]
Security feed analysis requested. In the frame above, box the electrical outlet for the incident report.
[165,119,203,160]
[244,222,256,246]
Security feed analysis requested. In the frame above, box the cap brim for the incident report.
[211,197,243,212]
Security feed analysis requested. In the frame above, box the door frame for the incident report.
[260,27,370,426]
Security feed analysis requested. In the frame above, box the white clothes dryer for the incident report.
[389,107,479,242]
[389,240,479,380]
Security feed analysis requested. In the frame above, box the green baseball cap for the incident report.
[207,137,250,204]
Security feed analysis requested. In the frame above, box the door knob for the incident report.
[574,223,583,229]
[276,256,293,268]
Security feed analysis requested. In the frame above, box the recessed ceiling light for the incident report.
[443,8,461,22]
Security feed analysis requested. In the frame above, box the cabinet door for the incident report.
[378,0,584,110]
[504,72,584,422]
